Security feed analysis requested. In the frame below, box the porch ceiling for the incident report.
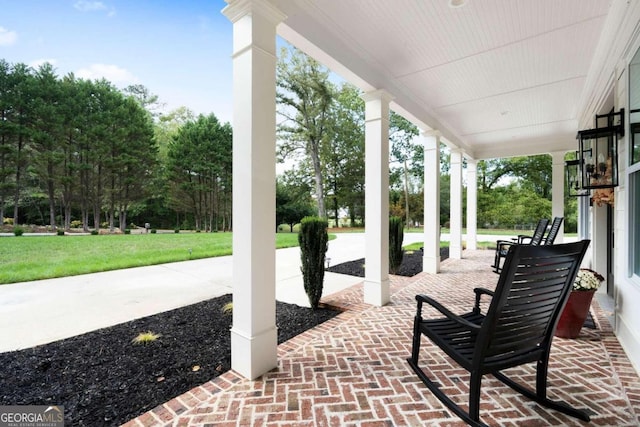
[270,0,613,160]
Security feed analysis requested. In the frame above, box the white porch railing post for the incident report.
[450,149,463,259]
[422,131,441,273]
[466,158,478,251]
[362,89,393,306]
[223,0,285,380]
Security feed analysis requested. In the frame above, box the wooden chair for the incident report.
[408,240,591,427]
[491,218,549,273]
[513,218,550,244]
[542,216,563,245]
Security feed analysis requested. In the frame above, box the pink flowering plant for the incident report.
[573,268,605,291]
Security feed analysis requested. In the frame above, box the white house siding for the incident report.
[596,1,640,374]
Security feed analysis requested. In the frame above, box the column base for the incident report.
[450,245,463,259]
[363,279,390,306]
[231,325,278,380]
[423,256,441,274]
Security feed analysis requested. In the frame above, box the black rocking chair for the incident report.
[491,218,549,273]
[541,216,564,245]
[408,240,591,427]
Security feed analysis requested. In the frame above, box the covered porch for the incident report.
[222,0,640,382]
[125,249,640,426]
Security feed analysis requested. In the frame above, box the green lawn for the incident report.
[0,233,301,285]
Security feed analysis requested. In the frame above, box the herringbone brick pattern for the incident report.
[124,250,640,426]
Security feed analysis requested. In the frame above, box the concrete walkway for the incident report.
[0,232,428,353]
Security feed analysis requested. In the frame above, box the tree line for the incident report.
[1,51,572,234]
[0,60,231,232]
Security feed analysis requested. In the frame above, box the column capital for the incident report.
[549,151,567,164]
[361,89,394,104]
[223,0,286,25]
[421,129,441,138]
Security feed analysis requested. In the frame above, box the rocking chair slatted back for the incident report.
[528,219,550,245]
[543,216,564,245]
[481,249,581,366]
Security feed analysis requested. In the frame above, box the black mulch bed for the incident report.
[0,294,339,426]
[327,247,450,277]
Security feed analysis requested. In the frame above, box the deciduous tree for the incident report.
[277,47,333,218]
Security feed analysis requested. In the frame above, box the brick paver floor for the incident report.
[124,250,640,426]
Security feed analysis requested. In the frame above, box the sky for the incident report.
[0,0,236,123]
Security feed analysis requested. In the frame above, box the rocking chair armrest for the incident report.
[473,287,494,298]
[496,240,514,250]
[415,294,482,331]
[473,287,494,314]
[517,235,533,244]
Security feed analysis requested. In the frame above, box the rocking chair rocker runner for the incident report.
[408,240,591,427]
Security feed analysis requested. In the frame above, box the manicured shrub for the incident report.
[90,230,99,235]
[298,216,328,309]
[150,228,157,234]
[389,216,404,274]
[70,220,82,228]
[13,227,24,236]
[124,229,131,234]
[174,229,180,233]
[57,230,65,236]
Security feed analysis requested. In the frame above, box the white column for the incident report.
[449,149,463,259]
[422,131,441,273]
[223,0,285,380]
[362,90,393,306]
[551,151,566,243]
[466,158,478,251]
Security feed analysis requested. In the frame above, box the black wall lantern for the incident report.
[565,158,590,197]
[576,109,624,190]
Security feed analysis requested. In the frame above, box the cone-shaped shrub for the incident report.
[389,216,404,274]
[298,216,328,309]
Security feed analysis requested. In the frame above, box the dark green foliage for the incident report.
[166,114,232,232]
[276,178,315,232]
[124,229,131,234]
[90,230,99,235]
[174,229,180,233]
[150,229,157,234]
[389,216,404,274]
[56,230,65,236]
[0,61,158,232]
[298,216,328,309]
[13,227,23,236]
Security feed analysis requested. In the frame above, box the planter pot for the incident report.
[555,290,596,339]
